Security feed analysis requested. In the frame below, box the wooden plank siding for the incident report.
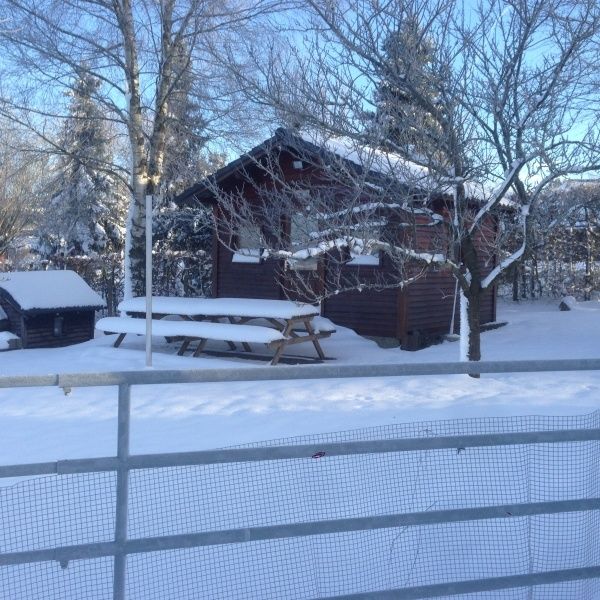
[215,243,282,300]
[323,287,398,338]
[405,269,458,333]
[20,311,95,349]
[404,211,497,344]
[0,289,98,349]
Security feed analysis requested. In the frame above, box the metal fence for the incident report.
[2,359,600,599]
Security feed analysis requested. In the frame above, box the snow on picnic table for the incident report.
[96,316,285,344]
[0,298,600,467]
[118,296,320,319]
[0,331,18,351]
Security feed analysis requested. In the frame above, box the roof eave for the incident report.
[20,304,106,316]
[174,133,287,206]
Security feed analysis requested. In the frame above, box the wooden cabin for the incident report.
[0,270,105,349]
[177,128,496,348]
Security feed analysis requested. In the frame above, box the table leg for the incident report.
[304,319,326,360]
[193,338,208,358]
[177,339,191,356]
[114,333,126,348]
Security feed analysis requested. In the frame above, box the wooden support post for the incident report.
[114,333,126,348]
[304,319,326,360]
[177,339,191,356]
[192,338,208,357]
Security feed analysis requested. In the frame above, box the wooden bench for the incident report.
[116,297,336,364]
[96,317,289,364]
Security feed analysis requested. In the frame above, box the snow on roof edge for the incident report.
[0,270,106,312]
[295,129,487,201]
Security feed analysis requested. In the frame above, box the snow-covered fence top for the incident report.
[118,296,319,320]
[0,270,105,311]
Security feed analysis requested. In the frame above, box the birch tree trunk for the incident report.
[0,0,278,297]
[118,0,178,298]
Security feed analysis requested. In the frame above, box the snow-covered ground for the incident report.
[2,298,600,599]
[1,298,599,466]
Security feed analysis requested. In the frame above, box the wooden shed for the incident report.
[177,128,496,348]
[0,270,105,349]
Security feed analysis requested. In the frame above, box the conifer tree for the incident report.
[371,16,442,160]
[152,40,223,297]
[160,40,209,203]
[38,72,127,259]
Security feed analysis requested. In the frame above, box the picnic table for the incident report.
[98,296,335,365]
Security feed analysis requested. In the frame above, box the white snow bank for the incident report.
[4,299,600,465]
[118,297,320,319]
[562,296,579,310]
[0,331,18,350]
[0,270,105,311]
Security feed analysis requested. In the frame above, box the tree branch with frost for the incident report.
[205,0,600,360]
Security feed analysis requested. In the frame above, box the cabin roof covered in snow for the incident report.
[177,127,486,206]
[177,128,427,205]
[297,130,430,184]
[0,270,105,312]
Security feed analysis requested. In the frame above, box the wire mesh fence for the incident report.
[1,410,600,599]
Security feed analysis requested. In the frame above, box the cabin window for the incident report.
[289,211,320,271]
[53,315,64,337]
[232,223,263,264]
[348,251,381,266]
[287,255,319,271]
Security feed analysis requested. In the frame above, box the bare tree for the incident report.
[212,0,600,361]
[513,180,600,300]
[0,126,47,261]
[0,0,284,296]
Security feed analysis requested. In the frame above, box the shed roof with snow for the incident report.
[0,270,105,313]
[0,270,105,349]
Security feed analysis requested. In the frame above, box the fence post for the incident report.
[113,383,131,600]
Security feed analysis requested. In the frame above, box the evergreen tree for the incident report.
[371,17,442,160]
[38,72,127,259]
[151,41,224,298]
[160,40,209,203]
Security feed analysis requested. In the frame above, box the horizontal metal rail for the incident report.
[1,428,599,479]
[1,497,599,567]
[2,357,600,389]
[319,566,600,599]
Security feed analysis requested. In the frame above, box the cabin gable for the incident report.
[178,130,497,348]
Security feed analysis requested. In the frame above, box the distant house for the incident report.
[177,128,496,348]
[0,270,105,349]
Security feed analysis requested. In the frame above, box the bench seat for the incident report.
[96,317,285,347]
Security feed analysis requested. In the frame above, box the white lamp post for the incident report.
[145,193,153,367]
